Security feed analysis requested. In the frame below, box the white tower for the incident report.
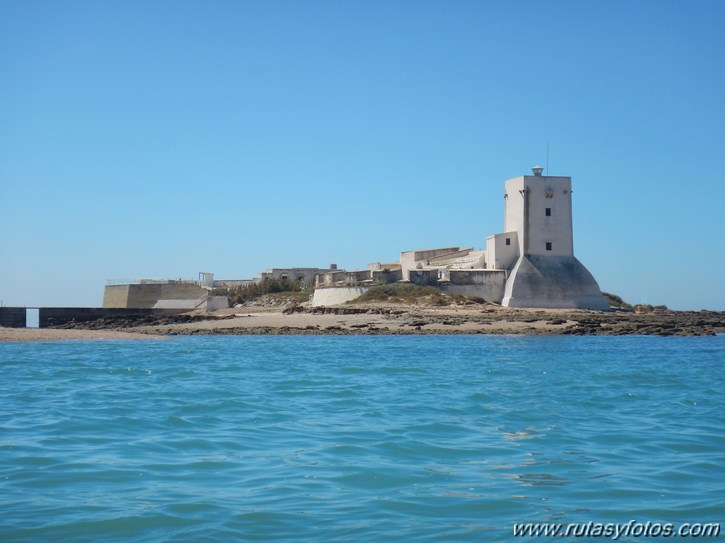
[499,167,608,310]
[504,166,574,258]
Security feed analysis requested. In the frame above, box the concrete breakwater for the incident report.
[0,307,189,329]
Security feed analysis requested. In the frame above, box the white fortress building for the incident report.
[312,167,609,310]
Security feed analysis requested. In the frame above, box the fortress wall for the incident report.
[311,286,370,306]
[368,262,401,271]
[502,256,609,310]
[124,285,163,308]
[0,307,28,328]
[316,271,348,287]
[408,270,439,286]
[152,297,207,309]
[441,270,507,302]
[128,284,208,308]
[371,269,402,283]
[346,270,371,283]
[102,285,131,308]
[103,283,210,309]
[447,269,506,285]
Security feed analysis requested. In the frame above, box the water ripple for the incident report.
[1,335,723,542]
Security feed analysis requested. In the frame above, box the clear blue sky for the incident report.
[1,0,724,310]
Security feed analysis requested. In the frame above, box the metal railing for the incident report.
[105,278,202,286]
[106,279,136,286]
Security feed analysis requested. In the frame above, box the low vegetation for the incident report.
[348,283,487,306]
[214,279,312,305]
[602,292,633,310]
[633,304,669,313]
[602,292,668,313]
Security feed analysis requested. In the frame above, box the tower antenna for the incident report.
[546,142,550,175]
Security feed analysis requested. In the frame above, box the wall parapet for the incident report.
[106,278,202,286]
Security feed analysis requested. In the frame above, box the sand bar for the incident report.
[3,302,723,342]
[0,328,164,343]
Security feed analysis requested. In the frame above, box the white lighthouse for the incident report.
[489,166,609,309]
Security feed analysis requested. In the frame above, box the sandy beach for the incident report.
[0,328,163,343]
[133,304,724,337]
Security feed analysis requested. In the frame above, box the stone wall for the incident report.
[38,308,188,328]
[502,256,609,309]
[102,285,131,308]
[440,270,507,302]
[316,270,372,287]
[371,269,402,283]
[261,268,332,284]
[408,269,439,286]
[130,284,207,309]
[103,283,209,309]
[311,286,371,306]
[0,307,28,328]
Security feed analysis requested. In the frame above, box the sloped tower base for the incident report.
[502,256,609,310]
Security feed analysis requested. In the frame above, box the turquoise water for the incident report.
[1,335,723,542]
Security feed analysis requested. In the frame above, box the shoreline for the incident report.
[0,328,165,343]
[3,303,723,342]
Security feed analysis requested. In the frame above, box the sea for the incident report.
[1,335,723,542]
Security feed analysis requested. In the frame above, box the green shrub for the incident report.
[222,279,303,305]
[349,283,478,306]
[277,291,311,303]
[602,291,633,310]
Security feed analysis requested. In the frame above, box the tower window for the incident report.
[546,242,552,251]
[545,207,551,216]
[505,238,511,246]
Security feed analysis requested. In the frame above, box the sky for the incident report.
[1,0,724,310]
